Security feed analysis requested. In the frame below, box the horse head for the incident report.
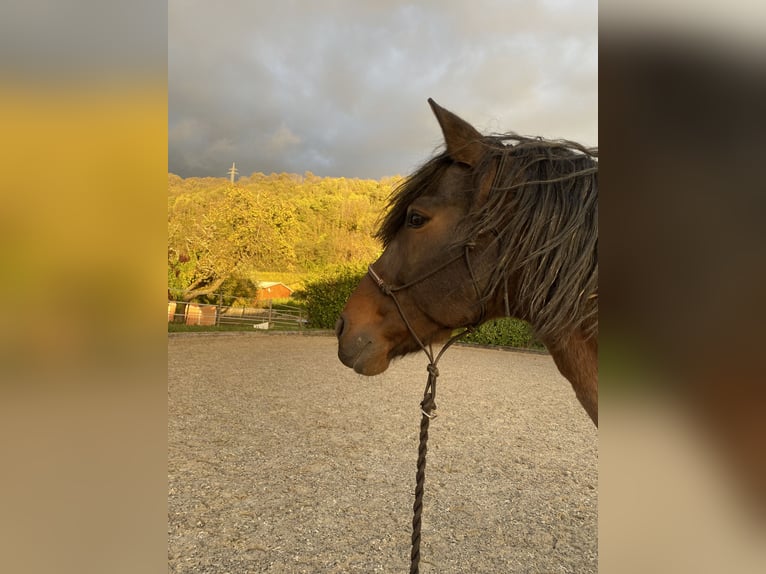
[336,99,505,375]
[335,99,599,426]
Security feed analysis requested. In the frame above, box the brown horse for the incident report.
[336,99,598,425]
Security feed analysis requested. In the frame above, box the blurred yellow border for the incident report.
[0,81,168,371]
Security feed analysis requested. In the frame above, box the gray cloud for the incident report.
[169,0,597,179]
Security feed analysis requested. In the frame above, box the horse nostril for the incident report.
[335,316,345,338]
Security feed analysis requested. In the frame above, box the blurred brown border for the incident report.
[600,19,766,573]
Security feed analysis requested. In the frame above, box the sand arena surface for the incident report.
[168,332,597,573]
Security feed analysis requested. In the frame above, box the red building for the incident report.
[255,281,293,302]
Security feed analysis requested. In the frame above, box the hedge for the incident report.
[462,317,544,350]
[297,264,368,329]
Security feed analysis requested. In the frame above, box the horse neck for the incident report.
[480,288,598,426]
[545,330,599,426]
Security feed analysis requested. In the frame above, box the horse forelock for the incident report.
[376,153,454,247]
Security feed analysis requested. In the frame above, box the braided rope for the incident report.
[410,372,437,573]
[366,249,478,573]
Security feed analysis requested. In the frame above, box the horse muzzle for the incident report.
[336,315,391,376]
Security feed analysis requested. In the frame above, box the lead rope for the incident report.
[410,362,437,573]
[409,331,471,574]
[367,257,478,574]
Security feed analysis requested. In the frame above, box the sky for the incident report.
[169,0,597,180]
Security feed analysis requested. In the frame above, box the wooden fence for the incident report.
[168,300,307,329]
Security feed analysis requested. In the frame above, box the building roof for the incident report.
[256,281,293,291]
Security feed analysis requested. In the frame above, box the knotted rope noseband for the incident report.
[367,243,485,574]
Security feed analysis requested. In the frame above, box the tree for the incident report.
[168,185,297,301]
[167,172,399,291]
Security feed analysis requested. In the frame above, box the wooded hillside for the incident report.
[168,171,400,301]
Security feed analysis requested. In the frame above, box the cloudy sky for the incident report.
[169,0,597,180]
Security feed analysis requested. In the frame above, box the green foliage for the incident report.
[168,184,301,300]
[463,318,544,350]
[167,250,198,294]
[297,264,368,328]
[168,173,394,300]
[195,273,259,306]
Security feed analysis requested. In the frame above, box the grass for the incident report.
[168,323,257,333]
[168,322,321,333]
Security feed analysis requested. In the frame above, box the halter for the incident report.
[366,242,486,574]
[367,242,487,349]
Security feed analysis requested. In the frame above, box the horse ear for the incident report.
[428,98,484,167]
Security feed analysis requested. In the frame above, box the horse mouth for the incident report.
[336,314,454,377]
[338,338,390,376]
[338,326,454,377]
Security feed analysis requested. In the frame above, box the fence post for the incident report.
[268,299,273,328]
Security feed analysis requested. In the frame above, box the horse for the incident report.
[336,99,598,426]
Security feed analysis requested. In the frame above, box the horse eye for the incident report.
[407,212,428,228]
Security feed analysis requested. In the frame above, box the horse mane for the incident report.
[377,133,598,345]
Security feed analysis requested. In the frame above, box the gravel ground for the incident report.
[168,332,597,573]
